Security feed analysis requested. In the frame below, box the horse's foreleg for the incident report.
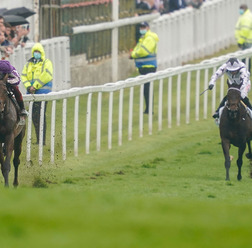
[2,135,14,187]
[0,145,4,180]
[222,140,231,180]
[246,141,252,159]
[0,144,4,169]
[13,131,24,187]
[237,143,246,181]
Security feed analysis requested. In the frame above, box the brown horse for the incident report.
[0,73,25,187]
[219,87,252,181]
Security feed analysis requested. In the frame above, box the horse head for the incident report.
[226,87,241,119]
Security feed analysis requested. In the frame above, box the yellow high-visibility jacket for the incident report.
[131,30,159,68]
[235,9,252,46]
[21,43,53,94]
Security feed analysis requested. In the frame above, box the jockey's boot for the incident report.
[212,96,227,119]
[212,111,219,119]
[18,100,28,116]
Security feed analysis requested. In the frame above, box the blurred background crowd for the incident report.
[135,0,208,15]
[0,7,35,59]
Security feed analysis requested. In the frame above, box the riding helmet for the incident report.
[226,58,241,71]
[0,60,13,74]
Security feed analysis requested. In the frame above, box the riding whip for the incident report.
[200,88,208,96]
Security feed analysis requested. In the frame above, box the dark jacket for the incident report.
[169,0,187,12]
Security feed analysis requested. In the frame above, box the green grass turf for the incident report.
[1,118,252,248]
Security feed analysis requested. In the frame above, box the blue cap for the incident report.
[139,22,149,27]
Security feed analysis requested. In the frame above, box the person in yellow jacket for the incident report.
[21,42,53,145]
[130,22,159,114]
[235,4,252,72]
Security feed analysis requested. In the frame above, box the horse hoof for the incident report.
[246,153,252,159]
[237,175,242,181]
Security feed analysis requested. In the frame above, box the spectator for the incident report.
[154,0,164,12]
[130,22,159,114]
[162,0,170,14]
[169,0,187,12]
[0,15,4,25]
[11,25,30,48]
[4,22,14,44]
[0,30,9,46]
[235,4,252,72]
[0,30,13,60]
[21,43,53,145]
[0,19,6,33]
[136,0,157,13]
[185,0,203,9]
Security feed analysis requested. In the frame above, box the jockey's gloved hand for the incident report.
[238,43,243,49]
[208,84,214,90]
[27,86,32,93]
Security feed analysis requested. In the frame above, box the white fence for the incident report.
[22,48,252,165]
[153,0,251,69]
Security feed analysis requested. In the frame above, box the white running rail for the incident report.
[23,48,252,165]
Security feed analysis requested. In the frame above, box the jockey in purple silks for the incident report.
[0,60,28,116]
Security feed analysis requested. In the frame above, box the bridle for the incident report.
[226,87,242,119]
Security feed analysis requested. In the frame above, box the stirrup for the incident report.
[18,117,26,126]
[20,109,29,116]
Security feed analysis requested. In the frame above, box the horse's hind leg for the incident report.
[237,143,246,181]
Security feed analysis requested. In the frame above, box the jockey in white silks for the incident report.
[208,57,252,119]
